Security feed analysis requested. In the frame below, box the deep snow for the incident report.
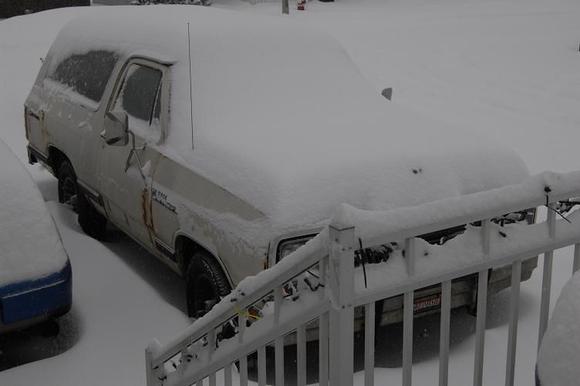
[1,0,580,385]
[0,138,68,286]
[537,271,580,386]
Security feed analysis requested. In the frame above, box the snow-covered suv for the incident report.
[24,6,536,320]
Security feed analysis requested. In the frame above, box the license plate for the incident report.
[413,294,441,313]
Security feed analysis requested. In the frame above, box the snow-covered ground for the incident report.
[1,0,580,385]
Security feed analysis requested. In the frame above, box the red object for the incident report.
[297,0,305,10]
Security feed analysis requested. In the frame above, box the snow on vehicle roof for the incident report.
[47,6,528,228]
[0,139,68,287]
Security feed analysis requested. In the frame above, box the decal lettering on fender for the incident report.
[151,187,176,213]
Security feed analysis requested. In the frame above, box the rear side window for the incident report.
[49,50,118,102]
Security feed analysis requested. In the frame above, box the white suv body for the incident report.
[25,6,535,319]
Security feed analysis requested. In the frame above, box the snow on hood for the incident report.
[0,139,68,287]
[47,6,528,228]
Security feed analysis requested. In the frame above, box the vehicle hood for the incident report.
[180,103,529,230]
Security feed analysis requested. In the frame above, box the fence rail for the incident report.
[146,171,580,386]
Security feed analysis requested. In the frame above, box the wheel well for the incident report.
[47,147,69,175]
[175,236,232,286]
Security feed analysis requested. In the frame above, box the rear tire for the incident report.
[57,160,107,240]
[57,161,79,211]
[185,252,231,318]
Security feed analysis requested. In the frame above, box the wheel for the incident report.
[57,160,79,211]
[57,160,107,240]
[185,252,231,318]
[77,190,107,241]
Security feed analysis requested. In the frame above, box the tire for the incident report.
[57,160,107,240]
[185,252,231,318]
[77,190,107,241]
[39,319,60,338]
[57,160,79,211]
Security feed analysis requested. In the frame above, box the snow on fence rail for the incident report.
[146,171,580,386]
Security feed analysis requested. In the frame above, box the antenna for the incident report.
[187,22,194,150]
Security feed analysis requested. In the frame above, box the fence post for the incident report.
[328,225,356,386]
[145,340,162,386]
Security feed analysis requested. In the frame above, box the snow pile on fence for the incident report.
[333,170,580,245]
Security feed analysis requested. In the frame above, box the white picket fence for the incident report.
[146,171,580,386]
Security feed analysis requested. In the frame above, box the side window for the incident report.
[49,50,118,103]
[112,64,163,142]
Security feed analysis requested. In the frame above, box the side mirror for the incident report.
[102,111,129,146]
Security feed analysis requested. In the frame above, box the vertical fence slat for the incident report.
[209,373,216,386]
[402,291,414,386]
[538,250,554,351]
[481,219,491,256]
[275,336,284,386]
[538,202,557,352]
[274,286,283,323]
[145,345,155,386]
[319,256,328,299]
[196,380,203,386]
[405,238,416,276]
[297,324,307,386]
[473,270,489,386]
[319,312,329,386]
[547,204,557,238]
[208,329,216,362]
[364,302,375,386]
[238,315,246,344]
[505,261,521,386]
[224,363,232,386]
[240,356,248,386]
[439,280,451,386]
[257,346,266,386]
[573,243,580,274]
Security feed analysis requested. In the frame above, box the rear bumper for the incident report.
[370,255,538,327]
[281,257,537,345]
[0,261,72,334]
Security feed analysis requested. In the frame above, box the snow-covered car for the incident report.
[0,139,71,335]
[0,0,90,18]
[536,270,580,386]
[24,6,536,321]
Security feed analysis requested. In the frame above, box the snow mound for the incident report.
[537,270,580,386]
[0,139,68,286]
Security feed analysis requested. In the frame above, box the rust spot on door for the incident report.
[141,188,155,244]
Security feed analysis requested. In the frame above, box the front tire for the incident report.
[77,190,107,241]
[185,252,231,318]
